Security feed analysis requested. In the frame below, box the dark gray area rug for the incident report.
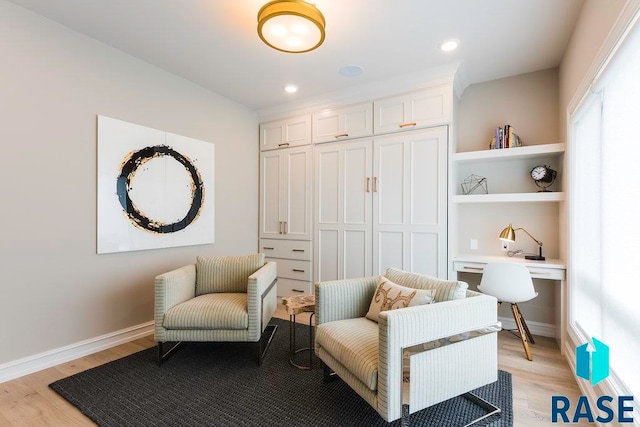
[50,318,513,426]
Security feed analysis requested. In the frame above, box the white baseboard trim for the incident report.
[0,321,154,384]
[498,316,556,338]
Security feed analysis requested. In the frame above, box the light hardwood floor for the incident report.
[0,307,587,426]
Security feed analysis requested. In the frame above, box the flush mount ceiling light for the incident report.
[257,0,326,53]
[284,84,298,93]
[439,40,459,52]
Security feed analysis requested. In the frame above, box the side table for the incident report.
[282,294,315,370]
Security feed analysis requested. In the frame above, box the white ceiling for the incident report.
[8,0,584,111]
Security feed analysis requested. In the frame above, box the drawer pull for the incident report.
[463,266,484,271]
[292,269,305,273]
[366,177,370,193]
[399,122,417,128]
[278,143,290,147]
[529,271,551,276]
[334,133,349,138]
[262,247,274,250]
[292,289,305,293]
[292,249,305,252]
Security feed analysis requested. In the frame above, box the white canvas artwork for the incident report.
[97,115,215,254]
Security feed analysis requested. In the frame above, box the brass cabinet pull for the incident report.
[292,289,305,293]
[278,142,290,147]
[334,133,349,138]
[284,221,288,234]
[292,249,305,252]
[373,177,378,192]
[463,266,484,271]
[399,122,417,128]
[366,177,370,193]
[262,247,274,250]
[528,271,551,276]
[292,269,305,273]
[279,221,283,234]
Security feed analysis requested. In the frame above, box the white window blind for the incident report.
[571,16,640,401]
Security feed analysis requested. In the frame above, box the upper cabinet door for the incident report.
[259,150,284,239]
[373,86,452,135]
[260,115,312,151]
[312,103,373,144]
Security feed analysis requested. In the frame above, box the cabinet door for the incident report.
[282,146,313,240]
[312,103,373,143]
[372,127,448,278]
[260,115,311,151]
[259,151,284,239]
[315,139,372,282]
[374,86,452,134]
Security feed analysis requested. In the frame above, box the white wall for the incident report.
[0,1,258,365]
[559,0,627,139]
[457,69,560,327]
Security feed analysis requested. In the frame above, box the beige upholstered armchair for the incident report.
[154,253,278,365]
[315,268,501,424]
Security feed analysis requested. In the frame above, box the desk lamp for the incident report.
[499,223,545,261]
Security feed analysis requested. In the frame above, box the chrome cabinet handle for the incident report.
[366,177,370,193]
[292,269,305,273]
[399,122,417,128]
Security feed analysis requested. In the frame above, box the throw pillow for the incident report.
[196,253,265,295]
[384,268,468,302]
[365,277,435,322]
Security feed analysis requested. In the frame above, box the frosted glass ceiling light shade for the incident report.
[258,0,326,53]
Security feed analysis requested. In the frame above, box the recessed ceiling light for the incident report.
[284,84,298,93]
[439,40,459,52]
[339,65,364,77]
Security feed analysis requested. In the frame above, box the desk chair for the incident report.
[478,262,538,361]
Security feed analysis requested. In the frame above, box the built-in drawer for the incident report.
[260,239,312,261]
[267,258,312,281]
[453,261,565,280]
[277,278,313,297]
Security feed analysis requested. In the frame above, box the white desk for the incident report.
[452,254,567,354]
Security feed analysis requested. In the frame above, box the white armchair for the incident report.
[314,269,502,424]
[154,254,278,365]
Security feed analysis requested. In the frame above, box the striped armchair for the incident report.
[154,254,278,365]
[315,269,501,424]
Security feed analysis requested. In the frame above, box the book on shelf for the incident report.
[490,124,523,150]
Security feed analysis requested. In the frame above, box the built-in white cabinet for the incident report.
[260,114,311,151]
[261,239,313,297]
[374,86,452,135]
[312,102,373,143]
[372,127,448,276]
[315,138,373,281]
[314,127,448,283]
[259,146,312,240]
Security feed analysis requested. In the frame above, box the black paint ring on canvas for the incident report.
[116,145,204,234]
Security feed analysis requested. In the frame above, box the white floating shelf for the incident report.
[453,143,565,163]
[453,192,565,203]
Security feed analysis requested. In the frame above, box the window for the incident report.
[571,15,640,403]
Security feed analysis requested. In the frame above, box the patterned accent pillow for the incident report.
[384,268,468,302]
[196,253,265,295]
[365,277,435,323]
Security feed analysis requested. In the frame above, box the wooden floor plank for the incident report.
[0,306,586,426]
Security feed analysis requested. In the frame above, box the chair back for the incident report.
[478,262,537,303]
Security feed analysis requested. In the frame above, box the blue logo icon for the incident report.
[576,337,609,386]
